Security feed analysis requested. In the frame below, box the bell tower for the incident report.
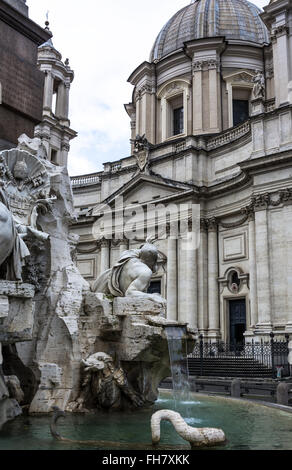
[34,24,77,167]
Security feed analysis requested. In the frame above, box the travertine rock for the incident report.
[4,375,24,404]
[0,281,35,345]
[69,294,193,410]
[114,296,166,317]
[0,149,90,417]
[0,397,22,431]
[0,147,192,417]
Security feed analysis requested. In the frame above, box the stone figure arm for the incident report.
[125,266,165,304]
[125,268,152,297]
[111,367,144,407]
[119,382,144,407]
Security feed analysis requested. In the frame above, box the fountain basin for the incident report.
[1,391,292,450]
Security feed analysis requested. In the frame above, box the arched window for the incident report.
[157,80,190,142]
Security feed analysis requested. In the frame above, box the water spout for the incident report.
[165,326,191,414]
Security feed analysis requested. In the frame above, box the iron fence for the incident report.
[187,333,290,379]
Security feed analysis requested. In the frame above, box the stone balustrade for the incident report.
[71,173,101,188]
[207,121,251,151]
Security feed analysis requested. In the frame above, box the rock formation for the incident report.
[0,146,194,421]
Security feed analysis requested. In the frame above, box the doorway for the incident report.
[229,299,246,346]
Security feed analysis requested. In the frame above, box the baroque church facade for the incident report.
[70,0,292,344]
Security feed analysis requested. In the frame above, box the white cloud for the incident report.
[27,0,269,176]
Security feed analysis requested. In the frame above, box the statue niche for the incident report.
[0,149,51,283]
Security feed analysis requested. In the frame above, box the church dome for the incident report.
[150,0,269,61]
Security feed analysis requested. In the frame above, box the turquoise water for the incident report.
[1,392,292,450]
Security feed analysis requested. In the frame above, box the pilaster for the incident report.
[100,239,110,273]
[207,217,220,338]
[253,195,272,332]
[198,219,208,334]
[167,237,177,322]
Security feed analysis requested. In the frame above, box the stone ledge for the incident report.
[0,281,35,299]
[113,296,166,317]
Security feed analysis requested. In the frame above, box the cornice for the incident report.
[239,149,292,174]
[36,116,77,138]
[0,0,51,45]
[127,61,155,86]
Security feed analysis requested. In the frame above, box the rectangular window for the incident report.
[233,99,249,127]
[173,107,184,136]
[51,149,58,165]
[147,280,161,295]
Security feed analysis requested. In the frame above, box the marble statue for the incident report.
[17,134,47,160]
[252,70,265,100]
[0,184,30,281]
[72,352,144,410]
[92,240,165,303]
[151,410,226,449]
[0,155,50,281]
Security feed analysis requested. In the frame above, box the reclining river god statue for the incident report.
[92,240,165,303]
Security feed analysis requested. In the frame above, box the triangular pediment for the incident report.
[91,173,195,216]
[224,71,254,84]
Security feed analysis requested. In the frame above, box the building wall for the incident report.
[71,0,292,341]
[0,0,50,147]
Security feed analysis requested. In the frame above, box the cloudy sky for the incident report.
[28,0,268,176]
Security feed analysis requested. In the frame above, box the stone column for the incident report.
[140,88,155,143]
[135,94,141,136]
[178,237,187,323]
[55,82,63,118]
[130,121,136,154]
[100,239,110,273]
[43,71,54,110]
[120,239,129,256]
[247,208,258,328]
[185,234,198,330]
[198,219,208,334]
[167,237,177,321]
[207,218,220,338]
[193,61,203,134]
[255,197,272,329]
[271,26,291,107]
[285,206,292,332]
[63,83,70,120]
[160,97,168,142]
[110,241,121,267]
[208,60,221,133]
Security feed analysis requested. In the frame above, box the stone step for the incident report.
[187,357,273,377]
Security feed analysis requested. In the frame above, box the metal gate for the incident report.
[188,333,290,378]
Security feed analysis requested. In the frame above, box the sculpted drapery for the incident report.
[0,186,30,281]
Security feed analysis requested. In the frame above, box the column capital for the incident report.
[251,193,270,211]
[241,204,255,222]
[193,60,204,73]
[193,59,220,74]
[207,217,218,232]
[271,25,289,42]
[200,218,208,232]
[99,238,110,248]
